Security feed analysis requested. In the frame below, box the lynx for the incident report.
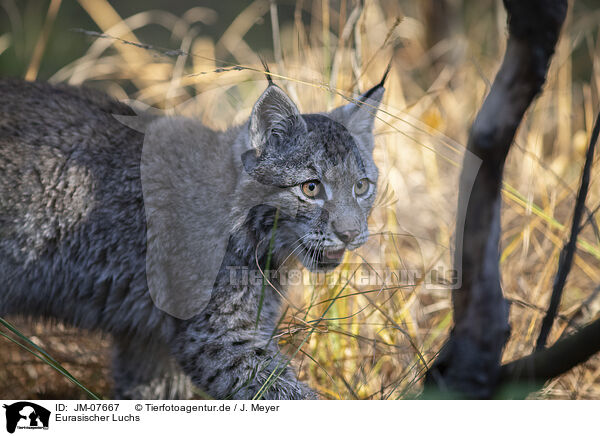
[0,73,385,399]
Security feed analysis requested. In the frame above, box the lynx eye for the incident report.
[301,180,321,198]
[354,178,370,197]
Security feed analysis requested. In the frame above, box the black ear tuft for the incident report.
[378,58,393,88]
[327,63,391,152]
[358,59,392,103]
[259,55,274,86]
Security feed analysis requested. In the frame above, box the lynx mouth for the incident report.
[324,247,345,261]
[297,242,346,271]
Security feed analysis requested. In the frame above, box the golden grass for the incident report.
[1,0,600,399]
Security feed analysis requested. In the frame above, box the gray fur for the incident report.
[0,78,384,399]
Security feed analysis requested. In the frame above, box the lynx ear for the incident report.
[329,66,389,151]
[249,85,306,154]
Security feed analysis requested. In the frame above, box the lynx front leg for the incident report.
[173,313,316,400]
[112,337,193,400]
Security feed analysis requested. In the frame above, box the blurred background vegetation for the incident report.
[1,0,600,399]
[2,0,599,81]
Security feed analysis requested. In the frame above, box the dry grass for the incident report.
[1,0,600,399]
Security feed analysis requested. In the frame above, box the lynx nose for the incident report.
[332,223,359,244]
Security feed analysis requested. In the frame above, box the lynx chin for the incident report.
[0,69,387,399]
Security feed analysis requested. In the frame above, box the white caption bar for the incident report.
[0,400,596,435]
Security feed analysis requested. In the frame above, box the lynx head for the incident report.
[242,73,387,272]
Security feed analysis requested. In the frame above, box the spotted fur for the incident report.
[0,77,385,399]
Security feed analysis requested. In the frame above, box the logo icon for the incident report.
[3,402,50,434]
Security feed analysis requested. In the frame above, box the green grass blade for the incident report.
[0,317,101,400]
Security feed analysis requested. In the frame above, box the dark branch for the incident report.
[425,0,567,398]
[500,316,600,398]
[536,111,600,349]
